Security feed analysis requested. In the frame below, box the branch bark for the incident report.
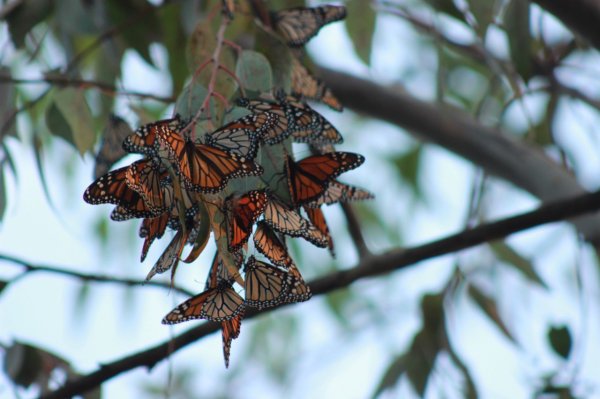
[318,67,600,245]
[40,188,600,399]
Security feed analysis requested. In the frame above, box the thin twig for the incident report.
[0,254,194,297]
[40,188,600,399]
[340,203,371,259]
[0,74,175,103]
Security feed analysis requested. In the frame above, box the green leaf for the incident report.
[174,82,210,121]
[468,284,516,343]
[235,50,273,93]
[406,329,438,396]
[0,280,9,295]
[0,166,6,222]
[489,241,547,288]
[548,325,572,360]
[5,0,54,48]
[345,0,376,65]
[466,0,498,38]
[390,145,424,200]
[52,88,96,155]
[372,354,409,398]
[32,136,57,214]
[106,0,159,66]
[505,0,532,81]
[423,0,464,21]
[0,67,17,139]
[54,0,99,35]
[161,3,188,94]
[45,102,73,144]
[323,288,353,328]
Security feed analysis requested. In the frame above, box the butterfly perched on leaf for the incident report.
[286,152,365,205]
[306,180,374,207]
[162,280,245,323]
[145,229,187,281]
[291,57,342,111]
[225,190,269,251]
[122,115,186,157]
[272,5,347,47]
[139,213,170,262]
[157,126,263,193]
[263,195,328,248]
[84,161,163,220]
[253,221,294,268]
[221,312,243,368]
[304,206,334,256]
[236,94,343,146]
[205,112,288,159]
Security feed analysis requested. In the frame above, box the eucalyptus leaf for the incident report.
[548,325,572,360]
[53,88,97,155]
[490,241,547,288]
[505,0,532,81]
[5,0,54,48]
[236,50,273,93]
[468,284,516,343]
[345,0,376,65]
[372,354,409,398]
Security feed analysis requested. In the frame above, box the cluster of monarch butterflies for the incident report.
[85,2,372,367]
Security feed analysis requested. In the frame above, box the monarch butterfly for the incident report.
[237,95,342,145]
[221,0,235,19]
[283,263,312,304]
[304,206,334,256]
[204,251,243,291]
[122,115,185,157]
[125,159,172,213]
[243,256,290,310]
[205,112,287,159]
[306,180,374,207]
[225,190,269,251]
[83,162,160,219]
[235,97,292,142]
[253,221,293,268]
[272,5,347,47]
[221,312,243,368]
[145,230,186,281]
[158,127,263,193]
[162,280,245,323]
[263,195,328,248]
[286,152,365,205]
[139,213,170,262]
[291,57,343,111]
[94,114,132,179]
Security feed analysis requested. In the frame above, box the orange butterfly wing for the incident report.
[253,221,293,268]
[227,190,268,251]
[286,152,365,205]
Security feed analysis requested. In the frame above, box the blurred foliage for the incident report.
[0,0,597,398]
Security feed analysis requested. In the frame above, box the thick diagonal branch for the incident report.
[40,188,600,399]
[318,68,600,245]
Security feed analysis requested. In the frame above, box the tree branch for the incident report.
[318,67,600,245]
[40,188,600,399]
[0,254,194,297]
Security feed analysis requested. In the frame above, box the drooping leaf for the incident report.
[106,0,160,66]
[466,0,498,38]
[372,354,409,398]
[390,145,424,200]
[422,0,464,21]
[45,102,73,144]
[5,0,54,48]
[52,87,96,155]
[235,50,273,93]
[505,0,532,81]
[345,0,376,65]
[161,2,188,94]
[548,325,572,360]
[32,136,56,214]
[0,280,8,295]
[174,82,211,124]
[529,91,558,147]
[468,284,516,343]
[323,288,353,328]
[490,241,547,288]
[0,67,17,139]
[0,166,6,222]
